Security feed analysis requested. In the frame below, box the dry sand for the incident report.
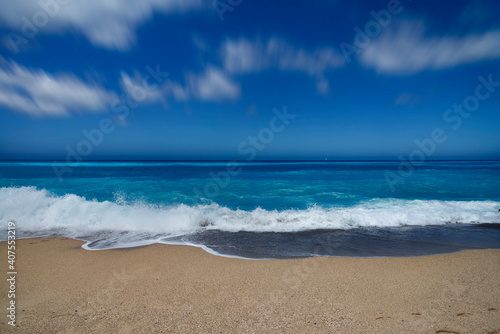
[1,238,499,333]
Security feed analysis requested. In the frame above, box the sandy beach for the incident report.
[1,238,499,333]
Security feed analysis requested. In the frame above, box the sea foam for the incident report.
[1,186,499,242]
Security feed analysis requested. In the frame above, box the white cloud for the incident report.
[120,71,165,104]
[0,60,239,118]
[0,0,204,50]
[120,66,240,105]
[0,60,116,117]
[125,66,240,103]
[187,66,240,101]
[221,37,344,94]
[164,81,190,101]
[361,21,500,74]
[222,37,345,74]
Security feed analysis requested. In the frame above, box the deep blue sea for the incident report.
[1,160,499,259]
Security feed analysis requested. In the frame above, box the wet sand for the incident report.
[1,238,499,333]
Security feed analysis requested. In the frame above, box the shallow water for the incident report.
[1,160,499,258]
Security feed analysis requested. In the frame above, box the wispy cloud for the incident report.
[120,65,239,104]
[187,66,240,101]
[120,71,165,104]
[158,67,240,103]
[360,21,500,74]
[0,60,116,117]
[0,0,204,50]
[221,37,345,94]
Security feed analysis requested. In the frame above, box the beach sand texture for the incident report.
[1,238,499,333]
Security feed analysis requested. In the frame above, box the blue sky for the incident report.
[0,0,499,160]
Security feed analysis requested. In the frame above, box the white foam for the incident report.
[1,187,499,241]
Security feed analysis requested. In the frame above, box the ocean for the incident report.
[1,160,499,259]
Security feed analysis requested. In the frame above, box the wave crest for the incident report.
[1,187,499,237]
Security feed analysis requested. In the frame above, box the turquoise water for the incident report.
[1,161,499,258]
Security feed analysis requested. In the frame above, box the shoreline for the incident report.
[1,238,499,333]
[82,237,500,261]
[69,221,500,259]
